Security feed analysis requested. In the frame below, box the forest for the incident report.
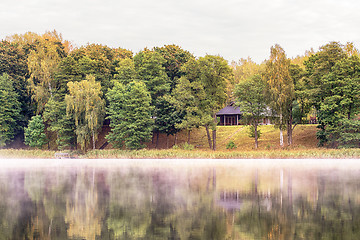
[0,30,359,151]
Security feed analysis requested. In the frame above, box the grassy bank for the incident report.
[1,148,359,159]
[83,148,360,159]
[146,124,319,150]
[0,149,56,158]
[1,125,359,159]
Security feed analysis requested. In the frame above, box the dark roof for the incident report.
[216,106,241,115]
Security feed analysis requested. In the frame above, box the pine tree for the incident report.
[24,115,47,148]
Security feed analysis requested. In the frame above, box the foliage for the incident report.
[305,43,360,147]
[198,55,233,113]
[197,55,234,150]
[337,119,360,148]
[182,142,195,150]
[170,76,210,137]
[0,74,22,147]
[134,49,170,103]
[106,81,154,150]
[113,58,138,85]
[264,44,294,147]
[226,141,237,149]
[65,75,105,151]
[154,44,194,91]
[154,97,184,138]
[248,125,261,139]
[0,40,32,127]
[27,33,66,113]
[24,115,47,148]
[43,96,76,150]
[231,57,263,84]
[235,74,267,148]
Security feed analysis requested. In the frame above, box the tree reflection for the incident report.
[0,165,359,239]
[65,169,105,240]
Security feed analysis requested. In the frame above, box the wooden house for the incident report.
[216,105,242,126]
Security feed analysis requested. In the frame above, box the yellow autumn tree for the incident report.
[264,44,293,147]
[65,75,105,151]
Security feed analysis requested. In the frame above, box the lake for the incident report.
[0,158,359,239]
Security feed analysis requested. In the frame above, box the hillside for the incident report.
[143,124,318,151]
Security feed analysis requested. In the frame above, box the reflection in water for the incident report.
[0,161,360,239]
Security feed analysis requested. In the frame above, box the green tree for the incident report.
[65,44,132,97]
[154,44,194,91]
[0,74,22,147]
[154,97,184,148]
[134,49,170,103]
[304,42,360,147]
[65,75,105,151]
[170,75,211,145]
[113,58,138,85]
[235,74,267,149]
[317,55,360,147]
[106,81,154,150]
[337,119,360,148]
[43,96,76,150]
[198,55,233,150]
[264,44,293,147]
[24,115,47,148]
[304,42,346,110]
[134,49,171,144]
[0,41,32,128]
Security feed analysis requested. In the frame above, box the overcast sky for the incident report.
[1,0,360,63]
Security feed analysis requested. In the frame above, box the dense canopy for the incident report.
[0,31,359,150]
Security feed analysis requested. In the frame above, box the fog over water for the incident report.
[0,158,360,239]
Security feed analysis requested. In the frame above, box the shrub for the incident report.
[226,141,237,149]
[24,115,47,149]
[183,142,194,150]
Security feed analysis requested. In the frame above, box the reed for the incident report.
[82,148,360,159]
[0,149,56,158]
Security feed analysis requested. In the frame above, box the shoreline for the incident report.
[1,158,360,170]
[1,148,360,160]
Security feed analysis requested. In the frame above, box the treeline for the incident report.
[0,30,359,150]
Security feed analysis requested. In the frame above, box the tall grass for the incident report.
[0,149,56,158]
[1,148,359,159]
[83,148,360,159]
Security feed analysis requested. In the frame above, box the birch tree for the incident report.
[27,35,66,113]
[264,44,293,147]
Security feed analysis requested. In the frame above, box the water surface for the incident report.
[0,158,359,239]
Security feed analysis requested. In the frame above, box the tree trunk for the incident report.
[155,131,159,149]
[279,112,284,147]
[205,125,213,149]
[48,82,53,98]
[212,115,217,151]
[92,129,96,149]
[166,135,169,149]
[287,106,293,146]
[287,122,293,146]
[187,130,191,144]
[212,129,216,151]
[174,132,177,146]
[254,123,258,149]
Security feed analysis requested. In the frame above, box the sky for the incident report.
[1,0,360,63]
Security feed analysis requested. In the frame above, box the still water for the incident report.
[0,158,360,240]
